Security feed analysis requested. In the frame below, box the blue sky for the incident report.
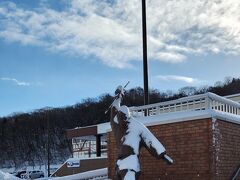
[0,0,240,117]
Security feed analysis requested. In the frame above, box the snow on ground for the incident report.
[36,168,108,180]
[0,168,108,180]
[0,170,20,180]
[1,164,61,177]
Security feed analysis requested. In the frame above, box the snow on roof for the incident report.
[51,168,107,180]
[97,122,111,134]
[136,109,212,127]
[224,93,240,98]
[71,93,240,135]
[140,109,240,126]
[96,109,240,134]
[67,122,111,138]
[211,110,240,124]
[51,159,107,179]
[128,92,240,127]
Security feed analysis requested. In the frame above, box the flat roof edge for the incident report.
[138,110,212,127]
[139,110,240,127]
[67,110,240,137]
[211,110,240,125]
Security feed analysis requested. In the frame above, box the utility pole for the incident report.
[142,0,149,107]
[142,0,149,106]
[46,111,50,177]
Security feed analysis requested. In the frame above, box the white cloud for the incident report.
[156,75,200,84]
[0,77,30,86]
[0,0,240,68]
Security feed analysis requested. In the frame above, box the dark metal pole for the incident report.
[96,135,102,157]
[142,0,149,107]
[47,112,50,177]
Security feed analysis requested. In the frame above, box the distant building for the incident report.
[66,123,109,159]
[51,123,109,177]
[225,93,240,103]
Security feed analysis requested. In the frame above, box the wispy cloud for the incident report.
[0,77,30,86]
[156,75,201,84]
[0,0,240,68]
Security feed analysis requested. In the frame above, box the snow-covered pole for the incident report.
[105,81,130,114]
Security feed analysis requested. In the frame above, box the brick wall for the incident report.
[108,130,118,179]
[213,120,240,180]
[108,118,213,180]
[107,118,240,179]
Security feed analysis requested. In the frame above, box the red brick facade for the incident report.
[213,120,240,179]
[107,118,240,180]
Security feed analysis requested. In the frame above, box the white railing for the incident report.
[130,92,240,117]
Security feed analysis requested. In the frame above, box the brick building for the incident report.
[107,92,240,179]
[65,92,240,179]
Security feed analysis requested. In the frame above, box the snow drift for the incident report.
[0,170,20,180]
